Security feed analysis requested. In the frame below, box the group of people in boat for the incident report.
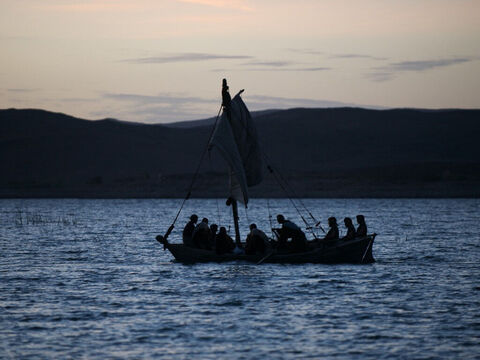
[183,215,230,253]
[274,214,367,251]
[182,214,271,255]
[321,215,367,242]
[182,213,368,255]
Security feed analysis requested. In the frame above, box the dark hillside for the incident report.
[1,107,479,197]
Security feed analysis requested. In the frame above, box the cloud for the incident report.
[242,61,293,67]
[386,58,470,71]
[61,97,98,103]
[287,49,387,61]
[97,91,383,123]
[330,53,387,61]
[100,92,218,123]
[366,72,395,82]
[287,67,330,72]
[7,88,39,93]
[286,48,324,55]
[368,57,472,82]
[254,67,331,72]
[103,92,216,105]
[212,67,330,72]
[235,59,330,71]
[244,94,381,110]
[122,52,253,64]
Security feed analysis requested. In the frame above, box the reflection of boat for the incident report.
[156,79,376,264]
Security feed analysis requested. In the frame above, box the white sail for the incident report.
[210,94,264,205]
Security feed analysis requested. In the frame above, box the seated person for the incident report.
[192,217,210,249]
[323,217,339,241]
[207,224,218,251]
[215,226,235,255]
[182,214,198,247]
[356,215,367,237]
[245,223,268,255]
[341,217,356,241]
[275,214,307,252]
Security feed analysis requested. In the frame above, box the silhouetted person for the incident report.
[341,217,356,241]
[356,215,367,237]
[192,217,210,249]
[222,78,232,119]
[245,223,268,255]
[275,214,307,252]
[215,226,235,255]
[182,214,198,247]
[208,224,218,251]
[323,217,339,241]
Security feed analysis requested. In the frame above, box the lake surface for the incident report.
[1,198,479,359]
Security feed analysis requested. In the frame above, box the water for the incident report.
[1,199,479,359]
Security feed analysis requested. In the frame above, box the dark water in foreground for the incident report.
[0,199,479,359]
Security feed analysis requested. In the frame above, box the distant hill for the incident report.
[1,107,479,198]
[164,109,281,128]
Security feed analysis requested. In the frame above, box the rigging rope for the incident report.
[220,97,324,235]
[266,197,274,238]
[165,91,324,241]
[208,150,222,225]
[261,152,325,234]
[164,105,223,238]
[244,205,250,226]
[266,165,317,239]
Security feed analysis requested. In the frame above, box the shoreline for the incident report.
[2,182,479,199]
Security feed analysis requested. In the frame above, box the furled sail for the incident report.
[210,94,263,205]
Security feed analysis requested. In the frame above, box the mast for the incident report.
[231,198,241,246]
[226,196,241,246]
[211,78,264,247]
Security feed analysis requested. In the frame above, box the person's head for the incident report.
[202,217,208,224]
[190,214,198,223]
[276,214,285,224]
[356,215,365,224]
[210,224,218,232]
[249,223,257,230]
[328,217,337,227]
[344,217,353,227]
[219,226,227,234]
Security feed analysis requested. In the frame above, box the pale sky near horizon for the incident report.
[1,0,479,123]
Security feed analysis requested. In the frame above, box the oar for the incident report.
[361,234,376,263]
[256,251,275,265]
[156,224,175,250]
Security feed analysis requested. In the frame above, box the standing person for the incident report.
[323,217,339,241]
[245,223,268,255]
[356,215,367,237]
[341,217,356,240]
[275,214,307,252]
[192,217,210,249]
[182,214,198,247]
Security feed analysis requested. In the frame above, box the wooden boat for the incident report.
[156,234,376,264]
[155,79,377,264]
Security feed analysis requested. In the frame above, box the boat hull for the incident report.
[159,235,376,264]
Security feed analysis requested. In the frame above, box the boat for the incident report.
[157,235,376,264]
[155,79,376,264]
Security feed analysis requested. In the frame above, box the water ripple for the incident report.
[1,198,479,359]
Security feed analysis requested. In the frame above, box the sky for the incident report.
[1,0,479,123]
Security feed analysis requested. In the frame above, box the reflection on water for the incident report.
[0,199,479,359]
